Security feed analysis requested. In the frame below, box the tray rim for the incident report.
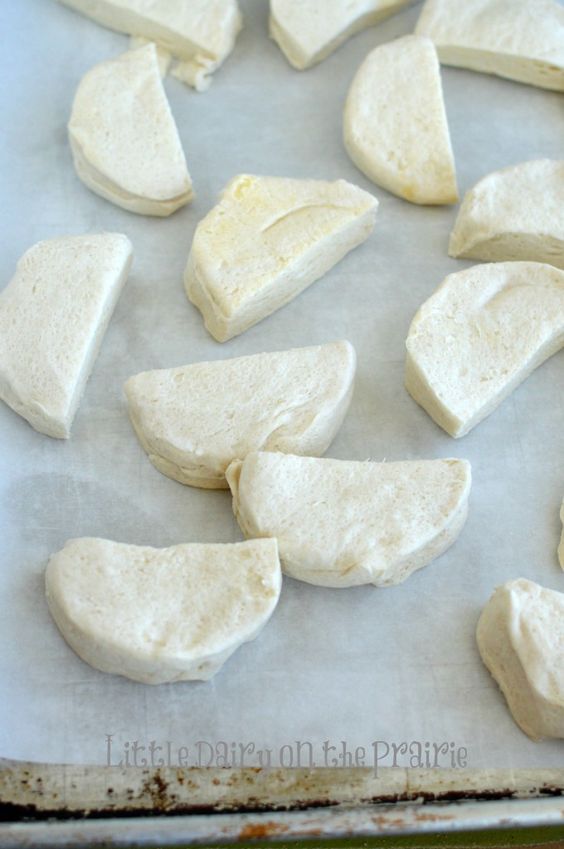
[1,761,563,845]
[1,793,564,847]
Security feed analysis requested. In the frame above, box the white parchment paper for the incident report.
[0,0,563,771]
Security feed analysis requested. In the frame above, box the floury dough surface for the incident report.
[227,453,471,587]
[0,0,563,768]
[477,579,564,740]
[269,0,413,70]
[405,262,564,438]
[415,0,564,91]
[59,0,242,91]
[125,341,356,488]
[449,160,564,267]
[45,537,281,684]
[184,174,378,341]
[0,233,132,438]
[343,34,458,205]
[68,44,193,216]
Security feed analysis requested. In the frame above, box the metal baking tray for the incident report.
[1,0,563,844]
[1,761,564,846]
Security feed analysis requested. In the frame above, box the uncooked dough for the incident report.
[46,537,281,684]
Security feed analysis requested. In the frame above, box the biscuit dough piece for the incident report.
[477,579,564,740]
[125,340,356,489]
[46,537,281,684]
[129,35,171,75]
[343,35,458,205]
[69,44,193,216]
[269,0,413,69]
[405,262,564,437]
[227,452,471,588]
[415,0,564,92]
[449,160,564,268]
[185,174,378,341]
[0,233,132,438]
[59,0,242,90]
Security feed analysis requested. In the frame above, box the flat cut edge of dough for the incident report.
[68,45,194,216]
[342,34,458,206]
[0,233,133,439]
[404,262,564,438]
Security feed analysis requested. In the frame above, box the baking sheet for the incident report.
[0,0,563,773]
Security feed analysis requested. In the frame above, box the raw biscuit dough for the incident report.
[46,537,281,684]
[0,233,132,438]
[69,44,193,216]
[269,0,413,69]
[343,35,458,205]
[125,340,356,488]
[227,452,471,588]
[185,174,378,341]
[59,0,242,90]
[415,0,564,91]
[477,579,564,740]
[405,262,564,437]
